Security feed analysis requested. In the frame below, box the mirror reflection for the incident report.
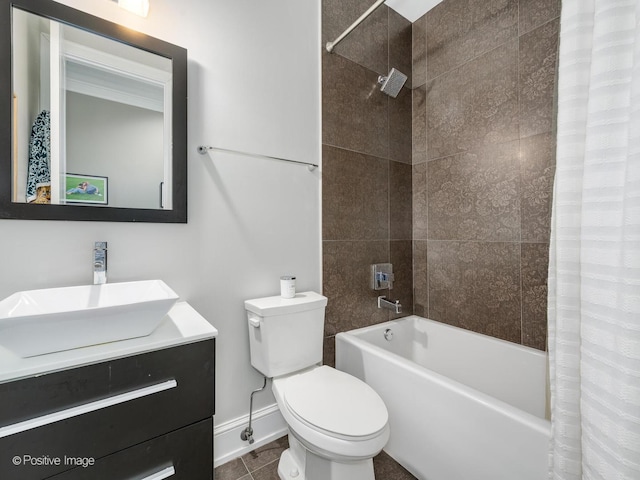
[12,6,173,210]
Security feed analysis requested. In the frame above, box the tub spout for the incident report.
[378,296,402,314]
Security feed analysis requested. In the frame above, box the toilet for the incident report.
[245,291,389,480]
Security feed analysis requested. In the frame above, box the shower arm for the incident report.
[326,0,386,53]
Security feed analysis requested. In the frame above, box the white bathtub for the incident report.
[335,316,551,480]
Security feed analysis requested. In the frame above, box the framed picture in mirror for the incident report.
[64,174,108,205]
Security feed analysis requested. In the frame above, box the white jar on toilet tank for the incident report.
[280,275,296,298]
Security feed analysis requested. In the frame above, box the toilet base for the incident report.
[278,434,376,480]
[278,448,305,480]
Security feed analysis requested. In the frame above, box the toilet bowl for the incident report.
[245,292,389,480]
[275,365,389,457]
[273,366,389,480]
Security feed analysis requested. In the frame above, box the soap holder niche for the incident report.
[371,263,394,290]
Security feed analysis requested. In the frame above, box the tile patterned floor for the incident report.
[214,435,417,480]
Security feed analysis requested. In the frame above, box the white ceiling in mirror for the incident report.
[385,0,443,22]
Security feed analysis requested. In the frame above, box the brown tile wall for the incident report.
[412,0,560,350]
[322,0,414,363]
[322,0,558,354]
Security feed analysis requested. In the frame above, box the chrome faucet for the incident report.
[93,241,107,285]
[378,295,402,314]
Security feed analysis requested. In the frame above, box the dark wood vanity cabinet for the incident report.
[0,339,215,480]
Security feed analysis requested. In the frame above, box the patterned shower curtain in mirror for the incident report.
[548,0,640,479]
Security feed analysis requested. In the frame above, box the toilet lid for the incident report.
[282,366,388,438]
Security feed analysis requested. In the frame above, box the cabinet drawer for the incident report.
[49,418,213,480]
[0,340,214,480]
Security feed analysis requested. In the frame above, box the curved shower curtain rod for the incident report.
[325,0,386,53]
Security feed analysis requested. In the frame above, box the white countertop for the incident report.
[0,301,217,384]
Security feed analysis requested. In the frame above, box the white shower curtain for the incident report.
[548,1,640,479]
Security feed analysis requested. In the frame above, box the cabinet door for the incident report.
[48,418,213,480]
[0,340,215,480]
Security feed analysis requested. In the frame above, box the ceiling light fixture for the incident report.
[113,0,149,17]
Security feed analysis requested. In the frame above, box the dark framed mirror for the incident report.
[0,0,187,222]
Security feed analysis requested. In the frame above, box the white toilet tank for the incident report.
[245,291,328,377]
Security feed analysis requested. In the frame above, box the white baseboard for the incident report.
[213,403,288,468]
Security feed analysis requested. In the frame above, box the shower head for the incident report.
[378,68,407,98]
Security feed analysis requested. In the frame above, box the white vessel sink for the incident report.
[0,280,179,357]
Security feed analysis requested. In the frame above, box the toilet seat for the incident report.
[283,366,388,440]
[273,366,390,461]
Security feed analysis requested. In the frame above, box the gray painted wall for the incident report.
[0,0,321,430]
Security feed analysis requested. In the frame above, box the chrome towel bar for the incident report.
[197,145,318,171]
